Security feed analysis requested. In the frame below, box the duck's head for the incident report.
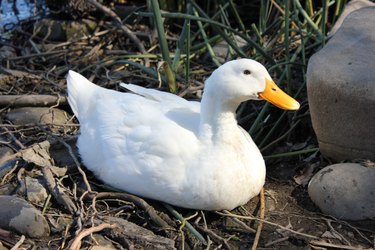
[206,59,300,110]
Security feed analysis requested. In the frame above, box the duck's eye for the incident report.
[243,69,251,75]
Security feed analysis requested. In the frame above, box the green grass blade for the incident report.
[193,8,221,67]
[172,3,193,71]
[149,0,177,93]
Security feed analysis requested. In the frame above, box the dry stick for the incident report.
[265,236,290,247]
[216,211,319,240]
[10,235,25,250]
[270,211,374,245]
[69,223,116,250]
[309,240,369,250]
[38,126,92,193]
[221,210,256,234]
[0,123,79,128]
[42,165,78,214]
[251,188,265,250]
[0,95,68,107]
[195,225,231,250]
[7,50,69,60]
[93,192,171,229]
[87,0,150,67]
[2,127,25,149]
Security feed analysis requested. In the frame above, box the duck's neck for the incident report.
[199,88,241,143]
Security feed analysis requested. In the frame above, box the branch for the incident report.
[0,95,67,107]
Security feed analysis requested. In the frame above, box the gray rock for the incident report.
[25,177,48,205]
[6,107,71,133]
[308,163,375,220]
[212,35,247,63]
[307,7,375,161]
[0,195,50,237]
[6,107,69,125]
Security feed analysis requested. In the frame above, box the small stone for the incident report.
[0,195,50,237]
[6,107,71,133]
[25,177,48,205]
[308,163,375,220]
[6,107,69,125]
[212,35,247,63]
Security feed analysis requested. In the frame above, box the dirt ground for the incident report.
[0,3,374,249]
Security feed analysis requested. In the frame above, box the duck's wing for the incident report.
[67,70,201,198]
[120,83,200,112]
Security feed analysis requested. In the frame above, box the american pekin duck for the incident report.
[67,59,300,210]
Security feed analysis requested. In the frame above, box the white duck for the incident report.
[67,59,299,210]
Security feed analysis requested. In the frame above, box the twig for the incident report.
[10,235,25,250]
[265,236,290,247]
[252,188,265,250]
[87,0,150,67]
[195,225,231,250]
[42,165,78,214]
[216,211,319,240]
[177,212,198,250]
[42,128,92,193]
[0,95,68,107]
[0,159,19,185]
[2,127,25,149]
[0,123,79,128]
[309,240,369,250]
[69,223,116,250]
[221,210,256,233]
[92,192,171,229]
[7,50,69,60]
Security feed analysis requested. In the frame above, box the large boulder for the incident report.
[307,7,375,161]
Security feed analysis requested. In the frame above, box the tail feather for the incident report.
[66,70,99,121]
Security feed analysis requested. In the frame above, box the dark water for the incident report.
[0,0,47,33]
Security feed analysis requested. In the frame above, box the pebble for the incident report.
[0,195,50,237]
[6,107,69,125]
[212,35,247,63]
[6,107,71,133]
[308,163,375,220]
[25,176,48,205]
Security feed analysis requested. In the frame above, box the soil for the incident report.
[0,3,374,249]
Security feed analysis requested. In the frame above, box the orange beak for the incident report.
[258,79,300,110]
